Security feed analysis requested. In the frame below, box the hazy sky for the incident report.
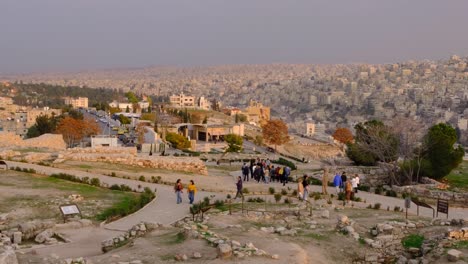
[2,0,468,74]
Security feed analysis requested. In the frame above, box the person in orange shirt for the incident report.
[345,180,353,205]
[187,180,197,204]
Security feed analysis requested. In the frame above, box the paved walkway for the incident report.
[229,170,468,220]
[6,161,219,231]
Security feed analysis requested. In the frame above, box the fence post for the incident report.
[229,199,232,215]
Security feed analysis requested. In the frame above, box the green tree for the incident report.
[225,134,243,152]
[125,91,139,103]
[421,123,465,180]
[119,114,131,125]
[166,132,191,150]
[27,114,58,138]
[125,105,130,113]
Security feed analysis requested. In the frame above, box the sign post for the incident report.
[404,197,411,220]
[436,199,449,219]
[59,204,82,223]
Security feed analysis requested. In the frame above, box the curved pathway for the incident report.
[6,161,219,230]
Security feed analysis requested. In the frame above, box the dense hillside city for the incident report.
[2,56,468,144]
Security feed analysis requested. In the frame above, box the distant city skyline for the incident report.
[2,0,468,74]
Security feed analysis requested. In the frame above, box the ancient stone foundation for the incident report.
[0,132,66,150]
[55,147,208,175]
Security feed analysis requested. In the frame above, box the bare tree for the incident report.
[354,121,400,185]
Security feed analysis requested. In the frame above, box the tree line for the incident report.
[336,119,465,184]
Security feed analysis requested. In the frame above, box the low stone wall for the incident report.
[0,132,66,150]
[311,166,388,187]
[55,147,208,175]
[392,185,468,204]
[101,222,160,252]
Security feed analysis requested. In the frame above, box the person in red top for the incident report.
[174,179,183,204]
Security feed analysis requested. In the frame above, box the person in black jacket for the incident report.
[235,176,243,199]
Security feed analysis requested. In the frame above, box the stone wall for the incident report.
[312,166,388,187]
[392,185,468,204]
[55,147,208,175]
[0,132,66,150]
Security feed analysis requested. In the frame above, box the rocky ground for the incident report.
[9,200,468,264]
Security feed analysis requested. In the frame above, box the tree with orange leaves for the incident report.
[56,117,100,148]
[332,127,354,144]
[262,119,289,151]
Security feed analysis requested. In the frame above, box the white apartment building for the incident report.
[169,93,195,107]
[64,97,88,108]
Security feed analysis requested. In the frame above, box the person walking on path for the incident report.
[235,176,244,199]
[322,167,329,195]
[175,179,183,204]
[333,172,342,194]
[242,163,250,181]
[302,175,310,201]
[354,174,360,193]
[283,166,291,186]
[340,171,347,193]
[345,180,353,205]
[297,176,304,200]
[187,180,197,204]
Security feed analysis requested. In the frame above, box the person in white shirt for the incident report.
[351,176,358,194]
[355,174,360,193]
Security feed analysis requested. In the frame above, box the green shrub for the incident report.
[82,177,90,184]
[110,184,122,191]
[214,199,225,209]
[284,198,291,204]
[374,186,383,195]
[226,194,232,199]
[309,178,322,185]
[268,187,275,194]
[352,196,362,202]
[312,192,322,200]
[166,132,191,150]
[97,188,155,221]
[111,172,116,177]
[401,234,424,249]
[242,188,249,194]
[385,190,397,197]
[357,185,370,192]
[292,190,298,196]
[338,192,345,201]
[119,184,132,192]
[90,178,101,187]
[271,158,297,170]
[281,189,288,195]
[373,203,381,210]
[247,197,265,203]
[139,175,146,182]
[274,193,282,203]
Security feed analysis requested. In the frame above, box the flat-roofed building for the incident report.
[64,97,88,108]
[169,93,195,107]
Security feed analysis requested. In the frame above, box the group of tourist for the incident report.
[241,158,291,186]
[333,171,360,204]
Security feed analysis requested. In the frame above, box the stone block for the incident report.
[217,244,232,259]
[12,232,22,244]
[447,249,462,262]
[35,229,54,244]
